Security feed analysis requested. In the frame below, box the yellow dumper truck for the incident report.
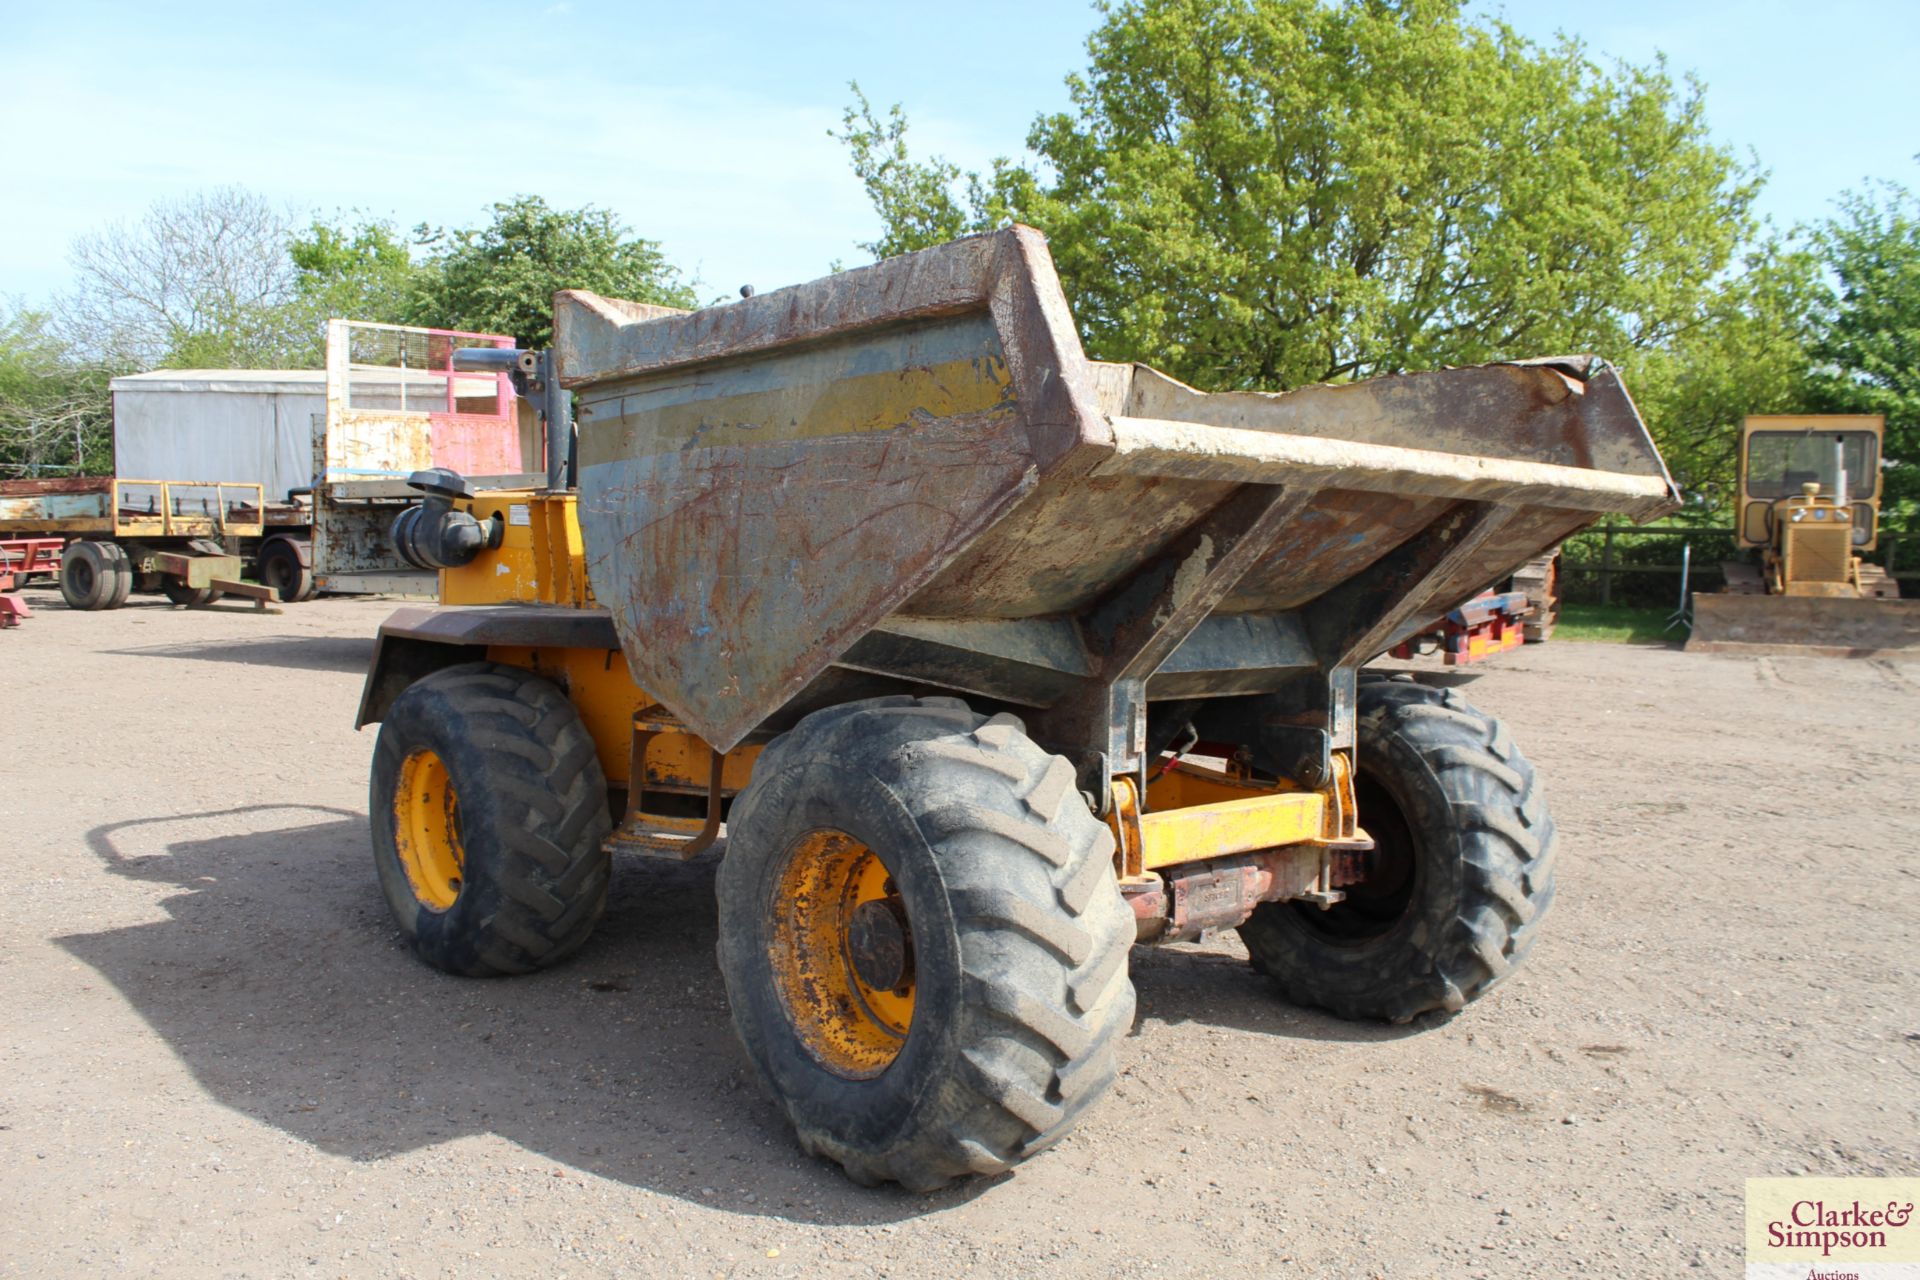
[354,229,1677,1189]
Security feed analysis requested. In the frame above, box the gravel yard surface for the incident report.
[2,587,1915,1277]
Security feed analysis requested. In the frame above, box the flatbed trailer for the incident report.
[0,476,280,609]
[3,320,542,614]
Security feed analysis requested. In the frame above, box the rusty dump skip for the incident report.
[555,226,1678,763]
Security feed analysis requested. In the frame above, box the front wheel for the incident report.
[717,696,1136,1192]
[1239,679,1556,1022]
[257,538,314,603]
[369,662,612,976]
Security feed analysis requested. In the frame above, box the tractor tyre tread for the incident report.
[1240,680,1555,1023]
[717,696,1135,1193]
[370,661,612,977]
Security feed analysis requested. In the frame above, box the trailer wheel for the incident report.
[369,661,613,977]
[161,579,224,607]
[98,543,134,608]
[717,696,1135,1192]
[1238,680,1556,1023]
[257,537,313,603]
[60,541,125,611]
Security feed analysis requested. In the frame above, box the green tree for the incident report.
[408,196,697,348]
[1619,238,1822,508]
[0,304,116,475]
[289,215,421,329]
[840,0,1759,398]
[1807,179,1920,520]
[835,86,1016,260]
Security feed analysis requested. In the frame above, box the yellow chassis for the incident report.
[379,490,1364,900]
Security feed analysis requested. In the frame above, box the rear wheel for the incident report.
[717,695,1135,1192]
[257,537,313,603]
[1238,679,1556,1022]
[370,662,613,976]
[60,541,126,611]
[100,543,133,608]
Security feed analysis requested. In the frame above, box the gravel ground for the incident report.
[1,586,1916,1278]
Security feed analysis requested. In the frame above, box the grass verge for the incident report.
[1553,603,1680,644]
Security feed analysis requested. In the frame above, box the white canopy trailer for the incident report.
[0,322,540,613]
[109,369,328,507]
[94,323,542,603]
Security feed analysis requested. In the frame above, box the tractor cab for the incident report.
[1734,415,1884,598]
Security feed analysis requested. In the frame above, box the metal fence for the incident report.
[1558,522,1918,607]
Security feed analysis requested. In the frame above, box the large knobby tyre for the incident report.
[257,537,314,603]
[717,695,1137,1192]
[369,661,613,977]
[1238,679,1556,1023]
[60,541,126,611]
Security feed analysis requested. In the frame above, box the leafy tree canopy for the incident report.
[3,190,697,475]
[835,0,1835,510]
[1807,180,1920,517]
[843,0,1760,396]
[60,186,309,369]
[288,215,419,336]
[0,303,115,475]
[406,196,697,349]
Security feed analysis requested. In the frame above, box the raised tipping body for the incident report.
[554,226,1672,784]
[359,227,1677,1191]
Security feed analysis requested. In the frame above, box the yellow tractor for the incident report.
[1689,415,1920,653]
[355,229,1676,1190]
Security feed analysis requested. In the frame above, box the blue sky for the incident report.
[2,0,1915,310]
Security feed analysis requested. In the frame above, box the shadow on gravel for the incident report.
[59,804,1405,1221]
[58,804,976,1226]
[103,635,375,672]
[1126,945,1430,1044]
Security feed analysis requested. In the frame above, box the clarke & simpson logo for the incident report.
[1746,1178,1920,1280]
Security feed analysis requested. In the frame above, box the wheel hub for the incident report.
[846,897,913,993]
[769,829,916,1079]
[393,747,466,910]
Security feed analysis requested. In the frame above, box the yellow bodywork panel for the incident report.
[1138,791,1327,870]
[485,644,646,779]
[1121,758,1346,872]
[442,491,595,607]
[636,732,763,795]
[481,642,762,800]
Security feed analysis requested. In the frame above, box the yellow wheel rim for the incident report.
[770,829,916,1079]
[394,748,466,911]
